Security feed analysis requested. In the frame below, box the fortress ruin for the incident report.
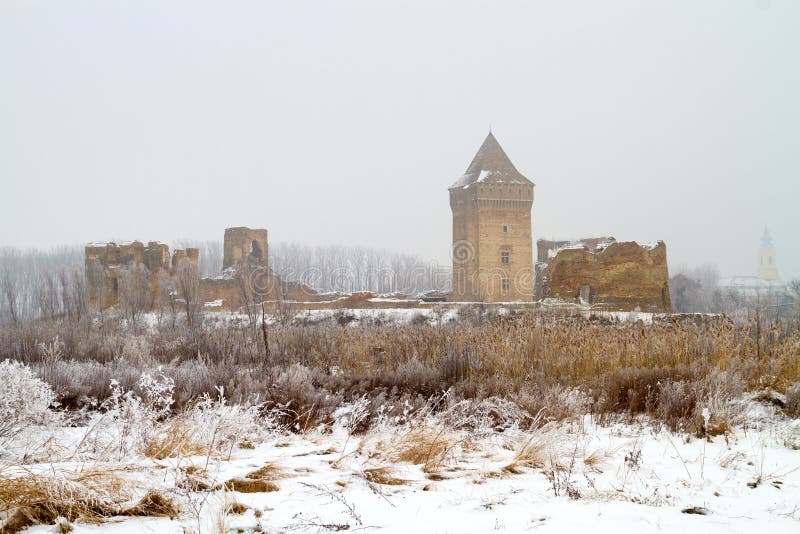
[86,227,321,313]
[533,237,671,312]
[86,132,672,314]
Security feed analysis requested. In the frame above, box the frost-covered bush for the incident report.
[693,369,746,430]
[443,396,532,431]
[515,384,590,423]
[185,387,268,453]
[98,370,269,460]
[138,369,175,420]
[0,359,56,440]
[118,336,153,367]
[99,369,176,458]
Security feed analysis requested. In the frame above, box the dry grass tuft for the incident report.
[238,437,256,449]
[119,490,178,518]
[703,417,733,438]
[0,469,128,529]
[221,463,285,493]
[390,427,452,472]
[501,462,526,475]
[583,450,605,472]
[142,420,207,460]
[224,501,250,515]
[0,470,177,532]
[362,467,406,486]
[176,466,214,492]
[222,478,279,493]
[245,463,284,480]
[512,432,549,470]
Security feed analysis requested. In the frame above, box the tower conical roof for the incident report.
[449,132,534,189]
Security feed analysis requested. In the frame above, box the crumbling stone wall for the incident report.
[537,237,616,263]
[85,241,170,308]
[535,240,671,312]
[86,226,322,312]
[200,272,324,311]
[223,227,268,271]
[171,248,199,271]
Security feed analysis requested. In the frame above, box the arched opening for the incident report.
[250,240,263,262]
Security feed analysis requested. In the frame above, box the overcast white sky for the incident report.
[1,0,798,279]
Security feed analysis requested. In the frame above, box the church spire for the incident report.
[761,226,773,246]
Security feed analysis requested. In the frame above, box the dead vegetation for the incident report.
[361,467,406,486]
[1,309,799,439]
[222,463,285,493]
[142,419,208,460]
[0,469,176,533]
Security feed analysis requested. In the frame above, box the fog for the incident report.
[1,0,798,279]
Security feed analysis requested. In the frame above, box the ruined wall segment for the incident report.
[171,247,199,271]
[537,237,616,264]
[536,240,671,312]
[85,241,170,309]
[223,227,268,271]
[86,226,325,313]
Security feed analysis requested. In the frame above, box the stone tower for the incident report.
[758,227,779,282]
[223,227,268,271]
[449,132,535,302]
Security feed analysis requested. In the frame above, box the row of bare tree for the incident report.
[670,263,800,323]
[269,242,450,295]
[0,246,85,324]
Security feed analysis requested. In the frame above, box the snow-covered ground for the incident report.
[8,399,800,534]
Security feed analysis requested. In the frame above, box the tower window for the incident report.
[501,278,510,293]
[769,256,773,265]
[502,224,509,233]
[500,251,510,264]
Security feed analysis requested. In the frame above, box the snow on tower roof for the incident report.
[449,132,535,189]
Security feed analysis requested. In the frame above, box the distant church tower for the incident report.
[449,132,535,302]
[758,227,780,282]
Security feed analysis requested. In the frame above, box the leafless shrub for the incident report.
[118,264,150,328]
[174,258,202,330]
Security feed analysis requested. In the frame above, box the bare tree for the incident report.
[669,264,721,313]
[269,241,448,295]
[175,258,202,329]
[35,271,59,320]
[119,264,150,327]
[158,270,179,329]
[788,279,800,322]
[0,244,84,323]
[68,269,89,321]
[1,268,19,325]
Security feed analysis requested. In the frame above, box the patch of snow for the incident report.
[11,398,800,533]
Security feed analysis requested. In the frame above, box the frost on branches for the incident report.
[0,359,56,445]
